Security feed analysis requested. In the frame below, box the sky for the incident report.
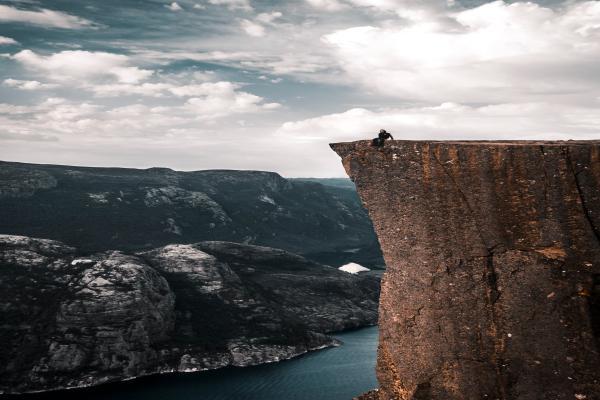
[0,0,599,177]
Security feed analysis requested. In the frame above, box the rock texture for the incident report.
[331,140,600,400]
[0,235,379,394]
[0,161,383,269]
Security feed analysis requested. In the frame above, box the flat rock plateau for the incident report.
[0,235,379,394]
[332,140,600,400]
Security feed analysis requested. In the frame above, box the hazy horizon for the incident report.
[0,157,358,178]
[1,0,599,177]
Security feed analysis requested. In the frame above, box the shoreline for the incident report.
[4,327,379,396]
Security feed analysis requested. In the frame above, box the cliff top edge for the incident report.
[331,139,600,147]
[331,139,600,155]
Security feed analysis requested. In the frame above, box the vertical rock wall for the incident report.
[331,140,600,400]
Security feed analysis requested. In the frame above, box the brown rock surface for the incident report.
[331,140,600,400]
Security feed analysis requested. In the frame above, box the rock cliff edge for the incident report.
[332,140,600,400]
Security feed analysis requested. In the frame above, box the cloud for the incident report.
[322,1,600,104]
[240,19,265,37]
[0,36,18,45]
[0,99,171,140]
[0,98,102,137]
[12,50,153,83]
[135,49,336,76]
[0,131,58,142]
[0,5,95,29]
[277,102,600,142]
[306,0,454,20]
[0,80,281,142]
[256,11,282,24]
[3,78,58,90]
[87,82,173,97]
[169,81,234,97]
[182,81,281,118]
[346,0,452,19]
[88,79,277,104]
[305,0,347,11]
[208,0,252,11]
[166,2,183,11]
[238,11,282,36]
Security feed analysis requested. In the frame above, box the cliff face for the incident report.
[0,235,379,394]
[331,140,600,400]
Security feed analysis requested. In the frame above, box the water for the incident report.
[20,327,379,400]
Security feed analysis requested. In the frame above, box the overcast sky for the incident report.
[0,0,599,176]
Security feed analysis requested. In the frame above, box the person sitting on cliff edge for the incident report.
[371,129,394,147]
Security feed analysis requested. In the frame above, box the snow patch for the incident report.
[71,259,93,266]
[259,194,276,205]
[339,262,370,274]
[88,193,109,204]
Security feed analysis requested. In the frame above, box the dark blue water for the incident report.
[21,327,378,400]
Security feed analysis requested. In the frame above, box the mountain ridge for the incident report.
[0,160,383,269]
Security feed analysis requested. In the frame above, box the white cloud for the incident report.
[0,100,176,140]
[262,102,282,109]
[256,11,282,24]
[278,102,600,142]
[166,2,183,11]
[169,81,235,97]
[305,0,347,11]
[0,36,18,45]
[322,1,600,104]
[108,66,154,83]
[193,3,206,9]
[136,48,336,76]
[88,82,173,97]
[12,50,153,83]
[240,11,282,36]
[345,0,451,20]
[240,19,265,37]
[182,81,280,118]
[0,103,37,115]
[208,0,252,11]
[0,5,94,29]
[3,78,58,90]
[259,75,283,84]
[0,79,281,143]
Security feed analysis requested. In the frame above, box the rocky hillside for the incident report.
[0,234,379,394]
[0,161,383,269]
[332,140,600,400]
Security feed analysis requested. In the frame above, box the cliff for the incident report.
[331,140,600,400]
[0,235,379,394]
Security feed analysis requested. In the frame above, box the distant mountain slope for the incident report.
[0,235,379,393]
[0,161,384,268]
[291,178,357,190]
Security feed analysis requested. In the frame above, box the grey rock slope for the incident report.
[0,161,383,269]
[0,234,379,394]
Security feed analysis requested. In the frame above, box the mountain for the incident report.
[0,161,384,269]
[332,140,600,400]
[291,178,357,190]
[0,234,379,394]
